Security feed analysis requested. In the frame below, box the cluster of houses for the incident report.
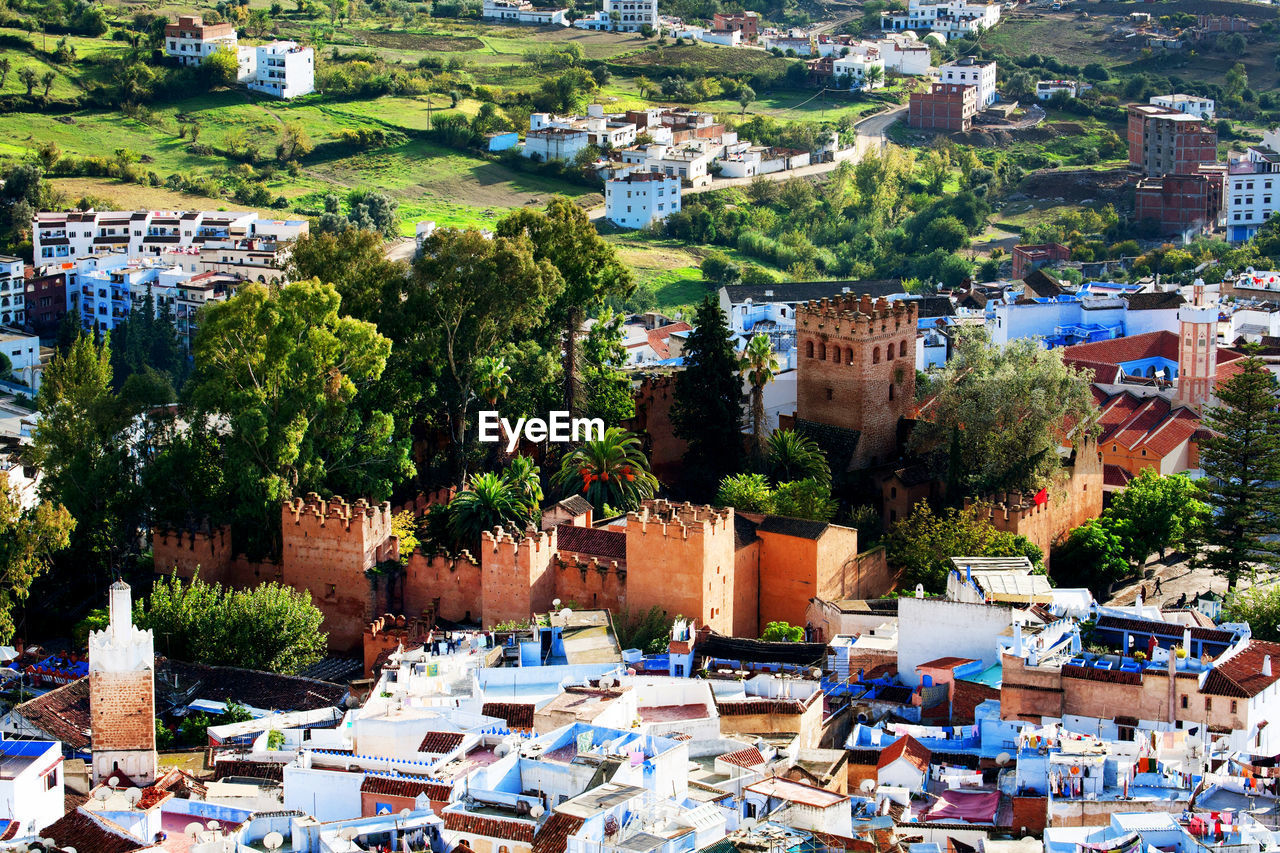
[9,547,1280,853]
[164,15,315,98]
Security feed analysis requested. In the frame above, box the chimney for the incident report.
[1014,622,1024,657]
[1265,656,1273,678]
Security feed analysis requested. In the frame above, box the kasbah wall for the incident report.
[154,496,895,653]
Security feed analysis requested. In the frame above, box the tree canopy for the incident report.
[672,296,745,495]
[885,501,1044,591]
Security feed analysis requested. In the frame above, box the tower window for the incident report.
[820,343,827,360]
[873,346,880,364]
[833,348,841,364]
[900,340,907,357]
[806,341,814,358]
[826,387,834,400]
[889,383,895,400]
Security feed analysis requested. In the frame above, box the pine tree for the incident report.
[1201,353,1280,589]
[671,296,745,496]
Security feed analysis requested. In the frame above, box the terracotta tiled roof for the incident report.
[1095,391,1203,460]
[556,524,626,560]
[646,322,691,360]
[137,786,173,810]
[1104,464,1134,487]
[43,809,149,853]
[1096,614,1235,643]
[361,774,453,802]
[13,676,91,749]
[532,812,586,853]
[159,659,347,711]
[1062,330,1178,367]
[213,760,285,782]
[419,731,466,754]
[876,735,930,773]
[1066,357,1122,384]
[918,657,976,670]
[483,702,535,730]
[720,746,767,768]
[1202,640,1280,698]
[443,811,535,843]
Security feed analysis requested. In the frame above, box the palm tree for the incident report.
[0,57,11,90]
[474,355,511,407]
[554,427,659,515]
[864,65,885,90]
[504,454,544,511]
[766,430,831,488]
[446,470,539,547]
[740,333,779,468]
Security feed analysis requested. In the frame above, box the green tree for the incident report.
[399,228,560,482]
[17,67,36,96]
[495,198,633,416]
[581,310,635,424]
[765,430,830,489]
[908,327,1097,498]
[0,57,10,89]
[672,296,746,495]
[1052,519,1129,590]
[287,228,408,325]
[0,479,75,643]
[716,473,775,513]
[1223,584,1280,643]
[1200,353,1280,588]
[446,469,540,547]
[761,621,804,642]
[202,47,240,88]
[1104,469,1206,564]
[771,478,838,522]
[474,355,512,407]
[885,501,1044,591]
[741,333,779,468]
[137,574,326,674]
[188,280,404,557]
[738,84,755,115]
[277,121,314,161]
[554,427,658,515]
[31,333,142,583]
[1225,62,1248,102]
[39,70,55,99]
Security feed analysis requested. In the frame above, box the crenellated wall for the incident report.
[480,525,558,627]
[152,525,233,582]
[625,500,737,634]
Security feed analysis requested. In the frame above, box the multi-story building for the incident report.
[246,41,315,99]
[876,33,934,75]
[1135,166,1226,238]
[833,47,886,90]
[88,581,157,786]
[23,270,65,337]
[573,0,658,32]
[881,0,1001,35]
[481,0,569,24]
[1036,79,1079,101]
[524,126,591,162]
[938,58,997,108]
[1150,93,1215,120]
[31,210,307,263]
[0,326,42,390]
[712,11,760,41]
[1225,128,1280,243]
[163,15,238,67]
[761,34,816,55]
[0,255,23,328]
[908,83,978,132]
[1126,103,1218,177]
[605,172,681,229]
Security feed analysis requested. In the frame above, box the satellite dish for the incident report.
[860,778,876,793]
[741,817,757,832]
[185,822,205,838]
[264,832,284,851]
[108,775,121,787]
[93,788,113,802]
[530,804,545,818]
[206,820,221,831]
[552,599,562,608]
[495,743,510,757]
[339,827,360,841]
[996,752,1012,766]
[400,807,412,818]
[560,608,572,619]
[124,787,142,805]
[64,848,77,853]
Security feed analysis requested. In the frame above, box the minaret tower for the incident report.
[89,581,157,786]
[1175,280,1217,412]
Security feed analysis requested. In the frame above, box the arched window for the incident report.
[819,343,827,360]
[889,383,895,400]
[900,340,907,357]
[845,347,853,363]
[886,346,893,361]
[873,346,880,363]
[806,341,814,358]
[833,348,841,364]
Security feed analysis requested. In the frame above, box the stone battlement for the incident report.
[283,492,393,534]
[798,294,917,336]
[481,524,555,557]
[627,499,732,539]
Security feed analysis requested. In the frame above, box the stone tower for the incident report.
[1175,287,1217,412]
[89,581,157,786]
[796,294,918,469]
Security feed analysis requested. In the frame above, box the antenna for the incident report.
[185,822,205,838]
[124,787,142,806]
[264,832,284,852]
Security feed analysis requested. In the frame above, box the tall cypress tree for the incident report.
[671,296,745,497]
[1201,352,1280,589]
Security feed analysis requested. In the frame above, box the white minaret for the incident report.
[88,581,157,786]
[1176,282,1217,412]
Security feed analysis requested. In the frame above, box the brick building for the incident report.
[1133,167,1225,237]
[154,495,895,654]
[712,11,759,40]
[23,269,66,337]
[88,582,157,786]
[1127,104,1218,177]
[1011,243,1071,281]
[909,83,977,132]
[794,294,918,470]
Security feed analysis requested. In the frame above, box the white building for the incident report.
[163,15,238,67]
[0,326,41,390]
[762,34,816,55]
[0,254,23,328]
[717,146,810,178]
[481,0,569,24]
[573,0,658,32]
[833,49,887,90]
[1036,79,1079,100]
[605,172,681,229]
[524,127,591,162]
[1150,93,1215,120]
[1226,128,1280,244]
[876,33,934,75]
[31,210,307,264]
[939,58,997,107]
[0,737,63,835]
[247,41,314,99]
[882,0,1001,36]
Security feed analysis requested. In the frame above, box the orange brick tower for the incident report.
[1176,285,1218,412]
[796,294,918,469]
[625,500,736,635]
[480,525,558,628]
[89,581,157,786]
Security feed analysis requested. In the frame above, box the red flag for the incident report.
[1033,488,1048,505]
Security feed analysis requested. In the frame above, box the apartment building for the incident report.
[1225,129,1280,243]
[31,210,307,263]
[573,0,658,32]
[0,255,22,328]
[938,58,997,108]
[246,41,315,99]
[908,83,978,132]
[163,15,238,67]
[1150,93,1215,120]
[1126,104,1219,177]
[881,0,1001,36]
[605,172,682,229]
[481,0,570,24]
